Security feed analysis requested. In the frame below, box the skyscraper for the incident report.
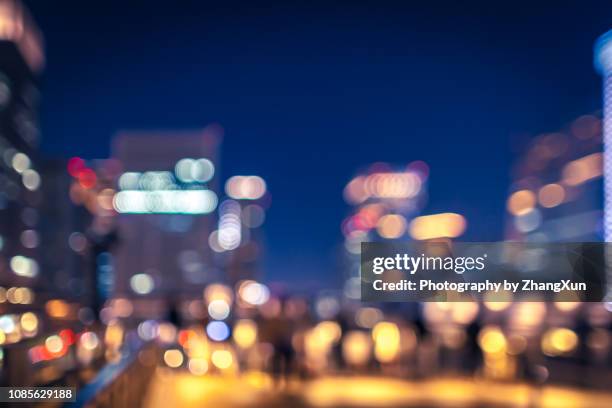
[111,128,221,315]
[0,0,43,294]
[595,30,612,301]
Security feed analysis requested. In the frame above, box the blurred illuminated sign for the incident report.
[113,158,218,214]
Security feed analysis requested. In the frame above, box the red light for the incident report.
[39,345,53,360]
[28,346,45,363]
[67,157,85,177]
[59,329,75,346]
[77,168,97,189]
[178,330,189,347]
[178,329,196,347]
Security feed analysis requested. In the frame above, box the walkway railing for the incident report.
[64,342,157,408]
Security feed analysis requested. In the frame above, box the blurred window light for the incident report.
[80,332,100,351]
[478,326,506,355]
[188,358,209,375]
[211,349,233,369]
[218,220,241,249]
[0,315,15,333]
[206,321,230,342]
[175,158,215,183]
[138,171,176,190]
[193,158,215,182]
[409,213,466,240]
[342,331,372,366]
[344,171,422,204]
[372,321,400,363]
[137,320,159,341]
[538,183,565,208]
[20,312,38,333]
[20,229,39,248]
[11,152,30,173]
[238,281,270,306]
[218,200,242,250]
[22,169,40,191]
[7,287,30,304]
[507,190,536,216]
[233,319,257,349]
[204,283,233,304]
[208,230,225,253]
[561,153,602,186]
[46,299,70,319]
[315,321,342,345]
[164,349,184,368]
[113,190,217,214]
[225,176,266,200]
[376,214,407,239]
[45,335,64,354]
[9,255,38,277]
[315,296,340,319]
[355,307,383,329]
[541,328,578,356]
[118,172,141,190]
[130,273,154,295]
[175,159,196,182]
[207,299,230,320]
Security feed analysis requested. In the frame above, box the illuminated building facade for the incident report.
[40,157,120,314]
[0,0,43,294]
[504,116,603,242]
[342,162,427,299]
[111,128,221,305]
[341,162,469,299]
[595,30,612,301]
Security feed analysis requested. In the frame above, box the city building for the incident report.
[0,0,43,297]
[41,157,119,312]
[595,30,612,302]
[341,162,430,299]
[0,0,45,387]
[504,115,603,241]
[111,128,222,312]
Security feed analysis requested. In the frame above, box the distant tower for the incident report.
[595,30,612,301]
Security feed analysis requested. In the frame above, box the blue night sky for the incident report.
[27,0,612,289]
